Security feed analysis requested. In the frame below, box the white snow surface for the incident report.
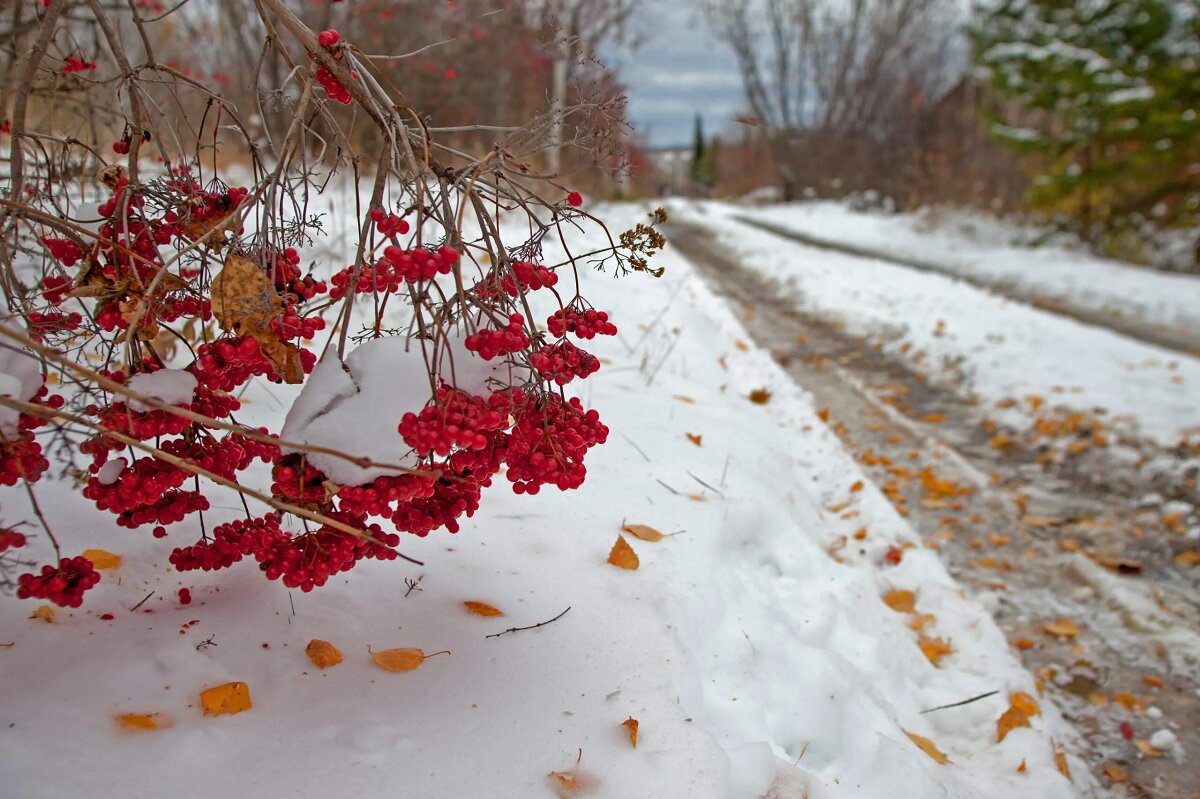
[125,370,198,413]
[0,203,1086,799]
[735,200,1200,339]
[677,201,1200,445]
[0,345,43,434]
[281,334,514,485]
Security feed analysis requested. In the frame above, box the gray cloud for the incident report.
[604,3,745,148]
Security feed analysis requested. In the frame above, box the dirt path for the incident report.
[668,221,1200,799]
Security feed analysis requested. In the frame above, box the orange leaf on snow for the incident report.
[1010,691,1041,717]
[622,717,639,748]
[607,536,640,570]
[1055,749,1072,780]
[1016,759,1027,774]
[305,639,343,669]
[1043,618,1080,639]
[918,635,952,666]
[685,433,703,447]
[81,549,122,570]
[883,589,916,613]
[621,524,664,542]
[1174,551,1200,567]
[463,601,504,617]
[904,729,949,764]
[200,682,252,716]
[849,480,864,493]
[370,647,449,673]
[116,712,171,731]
[547,769,593,797]
[1103,763,1128,783]
[29,605,55,623]
[817,408,831,422]
[996,706,1031,742]
[748,388,772,405]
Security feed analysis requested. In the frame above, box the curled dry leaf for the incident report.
[200,681,252,716]
[1103,763,1128,783]
[81,549,122,570]
[621,523,664,542]
[904,729,949,764]
[370,647,450,673]
[1054,750,1071,780]
[463,601,504,617]
[622,717,639,748]
[996,705,1031,742]
[607,536,639,570]
[116,712,171,731]
[29,605,55,623]
[547,769,593,797]
[210,253,303,384]
[305,639,343,669]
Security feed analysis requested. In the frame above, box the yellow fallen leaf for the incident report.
[1016,758,1027,774]
[622,716,639,747]
[81,549,122,570]
[1010,691,1040,717]
[918,635,952,666]
[883,589,916,613]
[200,682,252,716]
[685,433,702,447]
[370,647,449,673]
[1133,739,1164,758]
[849,480,864,493]
[29,605,55,623]
[305,639,343,669]
[1055,749,1071,779]
[904,729,949,764]
[1043,618,1080,639]
[1102,763,1128,783]
[116,712,171,731]
[607,536,639,570]
[621,524,664,542]
[996,706,1031,742]
[748,388,772,405]
[1174,551,1200,567]
[463,601,504,617]
[547,769,592,797]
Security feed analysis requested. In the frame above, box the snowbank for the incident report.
[0,203,1085,799]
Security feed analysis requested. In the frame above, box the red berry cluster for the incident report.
[398,387,509,456]
[369,208,411,238]
[464,313,530,360]
[530,341,601,385]
[313,30,354,104]
[502,260,558,295]
[504,394,608,494]
[16,556,101,607]
[547,307,617,339]
[328,246,458,298]
[254,512,400,591]
[0,529,27,554]
[170,514,287,572]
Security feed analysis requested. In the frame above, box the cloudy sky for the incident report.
[605,5,745,149]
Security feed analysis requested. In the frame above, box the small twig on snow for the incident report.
[919,690,999,715]
[486,606,571,639]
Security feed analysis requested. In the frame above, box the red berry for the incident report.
[177,588,191,605]
[567,191,583,207]
[317,29,340,48]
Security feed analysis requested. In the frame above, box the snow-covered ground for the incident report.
[736,200,1200,341]
[675,202,1200,447]
[0,203,1086,798]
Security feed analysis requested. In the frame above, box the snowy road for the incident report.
[668,215,1200,799]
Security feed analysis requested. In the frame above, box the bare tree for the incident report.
[706,0,959,200]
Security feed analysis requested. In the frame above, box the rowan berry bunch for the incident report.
[0,10,664,607]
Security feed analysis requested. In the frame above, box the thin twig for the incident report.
[129,590,155,611]
[486,606,571,639]
[919,690,999,715]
